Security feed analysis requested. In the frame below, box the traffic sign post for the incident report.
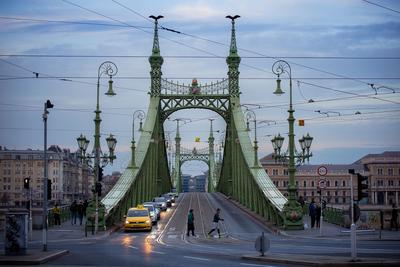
[317,166,327,237]
[255,232,269,256]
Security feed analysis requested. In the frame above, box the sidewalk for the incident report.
[279,216,400,241]
[0,218,114,265]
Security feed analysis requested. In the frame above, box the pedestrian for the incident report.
[315,203,321,228]
[83,199,88,218]
[77,201,84,225]
[298,196,305,208]
[390,203,398,231]
[207,208,224,238]
[309,198,316,229]
[70,200,77,225]
[187,209,195,237]
[52,203,61,226]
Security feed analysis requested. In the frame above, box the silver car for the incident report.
[143,203,158,224]
[152,197,167,211]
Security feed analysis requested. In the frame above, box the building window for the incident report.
[342,180,346,187]
[335,181,338,187]
[377,168,383,175]
[388,168,393,176]
[343,191,346,196]
[311,181,315,187]
[377,180,384,186]
[303,181,307,187]
[265,169,268,174]
[388,180,394,186]
[296,181,299,187]
[335,191,338,196]
[283,169,289,176]
[272,169,278,176]
[327,191,330,196]
[335,198,339,204]
[342,197,346,204]
[327,180,330,187]
[311,191,314,196]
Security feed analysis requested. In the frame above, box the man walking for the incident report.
[309,198,316,229]
[187,209,195,237]
[52,203,61,226]
[70,200,77,225]
[207,208,224,238]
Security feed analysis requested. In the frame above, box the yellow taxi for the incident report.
[124,205,152,231]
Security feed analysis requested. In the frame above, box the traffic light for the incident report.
[95,182,102,197]
[98,167,104,182]
[357,173,368,201]
[23,177,30,189]
[47,179,52,200]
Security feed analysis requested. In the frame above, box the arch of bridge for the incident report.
[159,78,231,122]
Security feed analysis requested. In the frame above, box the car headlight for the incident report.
[145,220,150,224]
[125,220,129,224]
[162,203,166,207]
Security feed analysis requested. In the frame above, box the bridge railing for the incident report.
[161,78,229,95]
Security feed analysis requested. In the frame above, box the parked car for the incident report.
[152,197,167,211]
[143,203,158,224]
[124,205,152,232]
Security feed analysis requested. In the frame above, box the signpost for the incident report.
[317,166,327,236]
[255,232,269,256]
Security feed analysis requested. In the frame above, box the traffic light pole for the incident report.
[350,174,357,261]
[42,103,48,252]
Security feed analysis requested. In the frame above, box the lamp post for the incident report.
[42,99,53,251]
[271,60,313,230]
[130,110,145,168]
[76,61,118,234]
[245,110,259,167]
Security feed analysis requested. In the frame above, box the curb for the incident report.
[242,254,400,267]
[0,249,69,265]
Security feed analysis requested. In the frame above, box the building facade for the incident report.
[261,151,400,206]
[0,145,93,207]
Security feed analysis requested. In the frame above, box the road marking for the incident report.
[183,256,210,261]
[167,234,178,239]
[240,263,275,267]
[128,245,139,249]
[151,251,166,254]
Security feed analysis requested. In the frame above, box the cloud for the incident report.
[167,3,224,21]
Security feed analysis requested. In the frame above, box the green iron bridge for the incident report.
[100,16,299,229]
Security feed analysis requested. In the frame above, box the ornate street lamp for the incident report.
[130,110,145,168]
[245,110,259,167]
[271,60,313,230]
[76,61,118,234]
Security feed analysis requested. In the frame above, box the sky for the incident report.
[0,0,399,176]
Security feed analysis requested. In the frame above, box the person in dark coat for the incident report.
[391,204,398,231]
[83,199,88,218]
[187,209,195,237]
[315,204,321,228]
[70,200,77,225]
[207,208,224,238]
[309,199,316,229]
[77,201,84,225]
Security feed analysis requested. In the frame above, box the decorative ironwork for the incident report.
[160,78,229,95]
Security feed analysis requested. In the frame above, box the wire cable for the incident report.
[361,0,400,14]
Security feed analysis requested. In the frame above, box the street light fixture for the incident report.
[76,61,118,234]
[244,110,259,167]
[130,110,145,168]
[271,60,313,230]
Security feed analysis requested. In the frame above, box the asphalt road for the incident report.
[26,192,400,266]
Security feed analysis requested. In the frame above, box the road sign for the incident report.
[318,178,327,189]
[255,232,269,256]
[317,165,328,176]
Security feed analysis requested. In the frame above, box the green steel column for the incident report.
[175,120,181,192]
[149,16,163,97]
[208,119,215,192]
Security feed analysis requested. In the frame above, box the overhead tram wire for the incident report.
[109,0,400,104]
[361,0,400,14]
[0,15,152,29]
[0,58,147,93]
[1,54,400,60]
